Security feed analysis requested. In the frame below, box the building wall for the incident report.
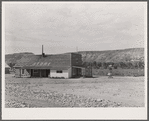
[71,53,82,66]
[15,68,31,78]
[68,67,72,78]
[50,70,69,78]
[72,67,82,77]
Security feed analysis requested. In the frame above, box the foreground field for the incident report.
[5,74,145,107]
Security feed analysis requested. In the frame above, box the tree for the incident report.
[113,63,118,69]
[138,61,144,69]
[102,62,108,69]
[97,62,102,69]
[8,63,15,70]
[92,61,97,69]
[125,55,131,62]
[119,62,126,69]
[126,62,133,69]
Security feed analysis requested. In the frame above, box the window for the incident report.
[56,70,63,73]
[33,69,38,73]
[22,69,24,74]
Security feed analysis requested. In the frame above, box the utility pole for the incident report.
[42,45,43,55]
[91,63,92,77]
[76,46,78,53]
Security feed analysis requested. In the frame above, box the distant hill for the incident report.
[5,48,144,65]
[5,52,34,64]
[77,48,144,63]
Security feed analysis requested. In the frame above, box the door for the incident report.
[41,70,46,77]
[31,69,33,77]
[46,69,50,77]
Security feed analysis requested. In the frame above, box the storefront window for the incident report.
[56,70,62,73]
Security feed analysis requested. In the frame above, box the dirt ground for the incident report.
[5,74,145,107]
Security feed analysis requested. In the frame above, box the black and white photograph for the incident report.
[2,1,147,120]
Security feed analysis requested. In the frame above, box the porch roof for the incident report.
[72,66,86,69]
[22,66,70,70]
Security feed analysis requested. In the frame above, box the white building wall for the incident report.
[68,67,72,78]
[15,69,21,77]
[50,70,69,78]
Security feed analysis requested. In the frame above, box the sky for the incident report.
[3,2,147,54]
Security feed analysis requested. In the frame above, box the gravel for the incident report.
[5,83,126,108]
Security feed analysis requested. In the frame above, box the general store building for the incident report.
[14,49,92,78]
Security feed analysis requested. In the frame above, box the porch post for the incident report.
[82,68,85,78]
[20,69,21,77]
[40,69,41,77]
[91,64,92,77]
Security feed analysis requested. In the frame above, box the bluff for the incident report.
[5,48,144,64]
[77,48,144,63]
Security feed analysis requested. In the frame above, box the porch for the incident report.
[71,66,86,78]
[30,69,50,77]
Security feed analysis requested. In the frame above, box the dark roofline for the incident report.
[35,52,81,56]
[22,66,71,70]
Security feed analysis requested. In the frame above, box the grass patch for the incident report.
[93,68,144,76]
